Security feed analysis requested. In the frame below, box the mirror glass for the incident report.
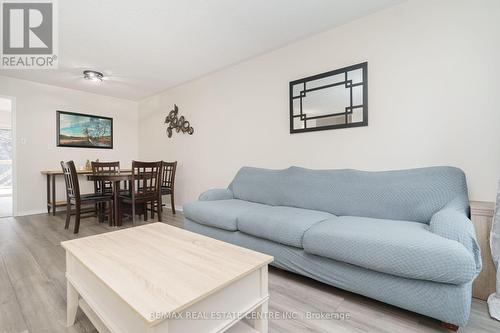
[290,63,367,133]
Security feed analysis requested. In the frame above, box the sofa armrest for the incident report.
[430,197,482,275]
[198,188,234,201]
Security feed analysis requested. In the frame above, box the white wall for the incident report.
[138,0,500,207]
[0,98,11,128]
[0,76,139,215]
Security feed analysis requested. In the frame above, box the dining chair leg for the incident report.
[115,181,121,227]
[108,201,113,227]
[131,199,136,225]
[100,202,105,222]
[143,203,148,221]
[74,203,81,234]
[151,201,155,219]
[64,201,71,229]
[170,194,176,214]
[159,195,163,212]
[157,200,162,222]
[117,198,122,226]
[98,202,104,223]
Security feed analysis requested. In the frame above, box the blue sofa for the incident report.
[183,166,481,327]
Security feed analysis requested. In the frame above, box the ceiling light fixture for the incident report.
[83,70,104,82]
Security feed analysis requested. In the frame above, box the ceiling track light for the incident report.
[83,70,104,82]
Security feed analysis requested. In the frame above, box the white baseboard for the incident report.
[164,204,183,212]
[16,209,47,217]
[15,204,183,218]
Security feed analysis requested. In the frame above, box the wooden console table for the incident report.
[470,200,496,300]
[40,169,131,216]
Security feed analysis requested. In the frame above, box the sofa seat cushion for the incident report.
[238,206,334,248]
[183,199,260,231]
[303,216,477,284]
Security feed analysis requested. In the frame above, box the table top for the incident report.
[41,169,132,175]
[61,223,273,325]
[87,172,133,181]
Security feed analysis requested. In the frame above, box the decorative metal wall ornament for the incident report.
[164,105,194,138]
[289,62,368,133]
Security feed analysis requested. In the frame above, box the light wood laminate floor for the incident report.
[0,211,499,333]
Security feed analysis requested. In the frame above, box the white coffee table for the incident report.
[61,223,273,333]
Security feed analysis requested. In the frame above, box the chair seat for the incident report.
[96,188,128,194]
[119,192,157,203]
[161,186,172,195]
[78,193,113,201]
[302,216,477,284]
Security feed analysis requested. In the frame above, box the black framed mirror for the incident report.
[289,62,368,133]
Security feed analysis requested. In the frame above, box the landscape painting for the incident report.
[57,111,113,149]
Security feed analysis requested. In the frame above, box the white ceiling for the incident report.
[0,0,404,101]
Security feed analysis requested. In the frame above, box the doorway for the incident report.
[0,97,13,217]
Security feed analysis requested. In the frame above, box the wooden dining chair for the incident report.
[91,161,120,194]
[159,161,177,214]
[61,161,113,234]
[119,161,162,224]
[91,161,120,223]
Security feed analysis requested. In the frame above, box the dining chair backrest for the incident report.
[161,161,177,189]
[92,161,120,194]
[131,160,162,200]
[60,160,80,201]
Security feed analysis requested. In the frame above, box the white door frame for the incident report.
[0,95,16,216]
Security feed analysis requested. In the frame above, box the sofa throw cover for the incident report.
[229,166,468,223]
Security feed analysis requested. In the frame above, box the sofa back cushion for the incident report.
[228,166,468,223]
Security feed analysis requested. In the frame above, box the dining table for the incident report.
[86,172,133,226]
[40,169,132,216]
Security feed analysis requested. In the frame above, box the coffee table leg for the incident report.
[252,301,268,333]
[253,265,269,333]
[67,280,79,327]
